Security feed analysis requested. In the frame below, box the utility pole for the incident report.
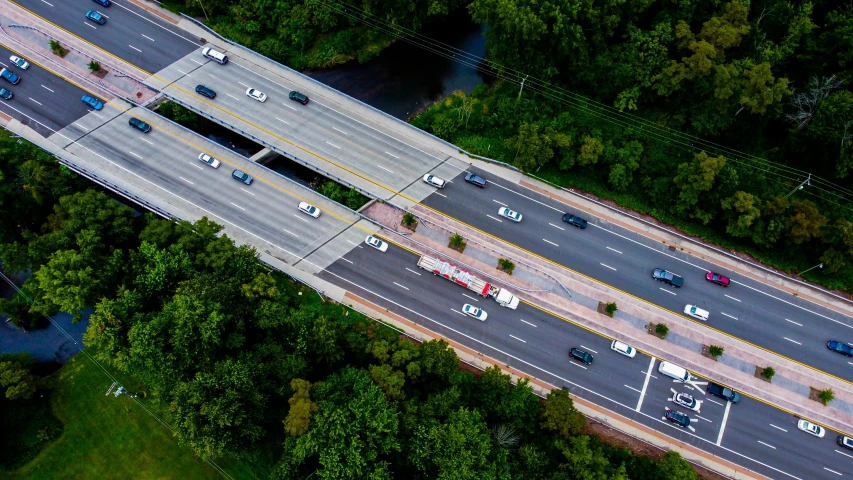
[785,174,811,198]
[516,75,528,102]
[799,263,823,275]
[198,0,210,22]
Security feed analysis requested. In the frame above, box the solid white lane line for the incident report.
[275,117,290,124]
[128,44,142,53]
[377,164,393,173]
[836,449,853,459]
[282,228,299,238]
[659,288,677,295]
[580,345,598,354]
[405,267,421,276]
[128,151,143,159]
[487,215,503,223]
[636,357,655,411]
[757,441,776,450]
[384,151,400,159]
[28,97,42,105]
[823,467,842,476]
[340,258,353,264]
[332,126,348,135]
[492,199,507,206]
[326,141,341,149]
[607,247,623,254]
[510,335,526,343]
[543,239,559,247]
[41,85,54,93]
[230,202,245,211]
[624,385,642,393]
[520,319,537,327]
[785,318,803,326]
[721,312,738,320]
[784,337,802,345]
[393,282,409,291]
[141,34,155,41]
[179,177,193,184]
[769,424,787,432]
[462,294,479,302]
[725,294,741,302]
[600,263,617,271]
[549,223,565,230]
[716,400,732,446]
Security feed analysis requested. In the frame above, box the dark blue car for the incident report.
[827,340,853,357]
[0,68,20,85]
[92,0,111,6]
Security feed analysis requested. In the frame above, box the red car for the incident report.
[705,272,730,287]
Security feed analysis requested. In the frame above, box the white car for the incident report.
[610,340,636,358]
[246,88,267,102]
[364,235,388,252]
[797,420,825,438]
[683,304,709,321]
[298,201,320,218]
[672,392,702,412]
[422,174,446,189]
[497,207,522,222]
[198,152,221,168]
[9,55,29,70]
[462,303,487,321]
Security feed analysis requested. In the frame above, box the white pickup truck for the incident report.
[417,255,520,309]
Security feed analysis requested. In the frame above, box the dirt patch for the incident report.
[645,322,668,339]
[91,68,109,79]
[584,420,730,480]
[448,236,467,253]
[400,216,418,232]
[700,345,717,361]
[754,366,772,383]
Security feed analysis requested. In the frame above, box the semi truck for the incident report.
[417,255,520,309]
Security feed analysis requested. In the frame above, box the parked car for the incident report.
[128,117,151,133]
[652,268,683,287]
[289,91,309,105]
[92,0,111,6]
[231,169,253,185]
[0,88,12,100]
[365,235,388,252]
[0,68,20,85]
[562,213,588,229]
[422,174,446,189]
[707,382,740,403]
[705,272,730,287]
[464,172,487,187]
[497,207,522,222]
[81,94,103,110]
[198,153,220,168]
[672,392,701,412]
[838,435,853,450]
[298,201,321,218]
[664,407,690,428]
[85,10,106,25]
[195,84,216,99]
[610,340,636,358]
[797,419,825,438]
[9,55,29,70]
[246,88,267,102]
[463,303,487,321]
[827,340,853,357]
[569,347,593,365]
[683,305,709,321]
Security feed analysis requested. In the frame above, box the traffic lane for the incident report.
[722,400,846,480]
[638,374,726,444]
[423,173,853,380]
[0,45,92,134]
[14,0,197,73]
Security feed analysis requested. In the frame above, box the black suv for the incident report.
[562,213,588,229]
[289,91,309,105]
[465,173,487,188]
[128,117,151,133]
[195,84,216,99]
[665,408,690,428]
[652,268,684,287]
[569,347,593,365]
[707,383,740,403]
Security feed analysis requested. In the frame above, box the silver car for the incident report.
[462,304,487,321]
[497,207,522,222]
[198,153,221,168]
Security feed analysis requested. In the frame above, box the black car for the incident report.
[232,169,253,185]
[128,117,151,133]
[652,268,684,287]
[665,408,690,428]
[562,213,588,229]
[195,84,216,99]
[465,172,487,188]
[707,382,740,403]
[289,91,309,105]
[0,88,12,100]
[827,340,853,357]
[92,0,111,6]
[569,347,593,365]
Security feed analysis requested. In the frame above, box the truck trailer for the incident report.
[417,255,520,309]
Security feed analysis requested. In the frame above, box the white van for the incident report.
[202,47,228,64]
[683,304,709,321]
[658,361,690,382]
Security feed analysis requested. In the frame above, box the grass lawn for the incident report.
[2,353,231,480]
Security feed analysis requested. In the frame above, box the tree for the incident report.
[541,388,585,438]
[556,435,628,480]
[88,60,101,73]
[284,379,317,436]
[761,367,776,381]
[0,285,47,330]
[818,388,835,405]
[0,355,39,400]
[418,339,459,382]
[504,123,554,172]
[673,151,726,222]
[369,364,406,400]
[577,136,604,166]
[708,345,724,358]
[657,450,697,480]
[785,199,827,244]
[721,191,761,238]
[738,62,791,115]
[410,407,495,480]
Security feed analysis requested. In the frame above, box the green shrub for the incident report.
[818,388,835,405]
[708,345,724,358]
[497,258,515,275]
[449,233,465,252]
[88,61,101,73]
[604,302,617,317]
[402,213,416,228]
[761,367,775,380]
[654,323,669,339]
